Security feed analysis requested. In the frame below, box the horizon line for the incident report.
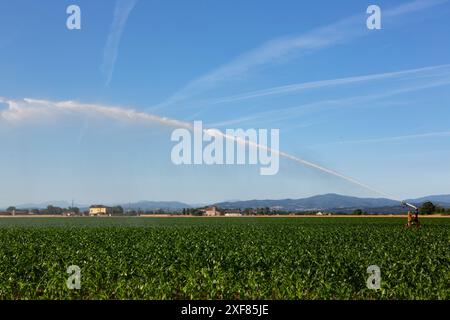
[3,192,449,209]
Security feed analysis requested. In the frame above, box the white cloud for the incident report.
[155,0,448,109]
[101,0,138,86]
[315,131,450,147]
[208,74,450,128]
[384,0,448,17]
[207,64,450,105]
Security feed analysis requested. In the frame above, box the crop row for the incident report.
[0,217,448,299]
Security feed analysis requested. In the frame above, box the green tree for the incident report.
[6,206,16,212]
[112,206,124,216]
[189,209,200,216]
[69,207,80,214]
[353,209,364,215]
[435,206,445,214]
[419,201,436,215]
[46,205,63,215]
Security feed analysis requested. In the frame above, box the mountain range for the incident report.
[214,193,450,212]
[6,194,450,212]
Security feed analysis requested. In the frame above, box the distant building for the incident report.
[202,206,222,216]
[224,209,242,217]
[315,211,332,216]
[224,213,242,217]
[89,205,111,216]
[5,209,30,216]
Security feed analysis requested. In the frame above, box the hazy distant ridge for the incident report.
[215,193,450,211]
[7,193,450,211]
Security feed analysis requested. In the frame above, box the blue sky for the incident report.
[1,0,450,206]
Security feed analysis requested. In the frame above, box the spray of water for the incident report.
[207,129,402,202]
[1,97,402,202]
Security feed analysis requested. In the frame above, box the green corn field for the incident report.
[0,217,448,300]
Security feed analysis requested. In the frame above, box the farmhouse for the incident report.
[224,209,242,217]
[201,206,222,216]
[200,207,243,217]
[89,205,112,216]
[315,211,332,216]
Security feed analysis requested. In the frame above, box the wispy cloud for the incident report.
[101,0,138,86]
[208,74,450,128]
[155,0,448,109]
[383,0,448,16]
[207,64,450,105]
[315,131,450,146]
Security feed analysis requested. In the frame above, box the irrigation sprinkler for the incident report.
[401,201,418,211]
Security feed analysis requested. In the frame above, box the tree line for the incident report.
[352,201,450,215]
[4,201,449,216]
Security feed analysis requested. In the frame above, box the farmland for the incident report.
[0,217,448,300]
